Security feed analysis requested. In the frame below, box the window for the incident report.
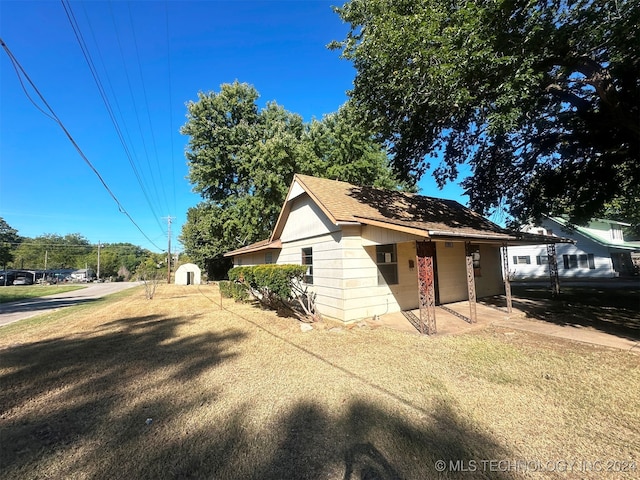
[376,244,398,285]
[536,255,548,265]
[301,248,313,284]
[578,254,588,268]
[611,224,623,241]
[563,254,578,269]
[513,255,531,265]
[265,252,274,264]
[564,253,595,269]
[469,244,481,276]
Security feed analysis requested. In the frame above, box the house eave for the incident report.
[354,216,430,238]
[427,230,575,245]
[223,239,282,257]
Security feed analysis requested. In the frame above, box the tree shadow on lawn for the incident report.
[0,312,518,479]
[88,399,514,480]
[487,285,640,341]
[0,314,246,475]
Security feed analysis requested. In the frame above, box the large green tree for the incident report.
[331,0,639,226]
[180,82,411,275]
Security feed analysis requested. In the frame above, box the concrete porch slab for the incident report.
[374,298,640,353]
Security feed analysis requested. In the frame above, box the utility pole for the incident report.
[162,216,175,284]
[97,241,101,281]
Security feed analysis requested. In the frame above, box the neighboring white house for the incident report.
[175,263,202,285]
[224,175,567,327]
[507,216,640,279]
[70,268,95,282]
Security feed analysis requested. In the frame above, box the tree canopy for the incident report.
[180,82,411,276]
[0,218,21,268]
[331,0,639,226]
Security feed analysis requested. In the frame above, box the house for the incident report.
[175,263,202,285]
[507,217,640,279]
[224,175,569,331]
[71,268,95,282]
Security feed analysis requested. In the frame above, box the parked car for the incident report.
[13,276,33,285]
[0,272,16,286]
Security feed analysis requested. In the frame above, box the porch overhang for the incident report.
[223,239,282,257]
[427,230,574,246]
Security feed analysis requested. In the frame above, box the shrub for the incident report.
[227,264,318,321]
[219,280,249,301]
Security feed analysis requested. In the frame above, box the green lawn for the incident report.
[0,285,86,304]
[0,284,638,479]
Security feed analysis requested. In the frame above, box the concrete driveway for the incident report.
[0,282,141,327]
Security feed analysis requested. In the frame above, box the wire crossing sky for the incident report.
[0,1,468,253]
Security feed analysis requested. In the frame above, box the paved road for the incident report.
[0,282,141,327]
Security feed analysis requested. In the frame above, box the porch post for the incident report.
[465,242,477,323]
[547,243,560,297]
[416,241,437,335]
[502,243,512,314]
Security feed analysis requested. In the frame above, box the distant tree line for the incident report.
[0,217,166,281]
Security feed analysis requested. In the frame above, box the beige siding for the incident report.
[280,195,338,242]
[233,251,279,267]
[278,231,345,321]
[434,242,504,303]
[475,245,504,298]
[392,241,419,310]
[435,242,468,303]
[340,239,419,321]
[234,224,504,322]
[340,227,389,321]
[361,225,422,246]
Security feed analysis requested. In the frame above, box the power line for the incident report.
[61,0,167,234]
[164,0,178,214]
[0,37,164,251]
[105,0,167,224]
[127,0,170,215]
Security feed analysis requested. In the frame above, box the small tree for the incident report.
[117,265,131,282]
[136,259,162,300]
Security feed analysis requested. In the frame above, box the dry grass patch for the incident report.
[1,284,638,479]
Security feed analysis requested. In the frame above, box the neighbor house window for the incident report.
[513,255,531,265]
[301,247,313,284]
[536,255,548,265]
[376,244,398,285]
[578,254,589,268]
[611,224,623,241]
[563,254,578,269]
[265,252,274,264]
[563,254,595,269]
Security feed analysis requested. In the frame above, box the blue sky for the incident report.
[1,0,469,253]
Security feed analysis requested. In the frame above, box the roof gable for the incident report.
[227,175,571,258]
[272,174,511,240]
